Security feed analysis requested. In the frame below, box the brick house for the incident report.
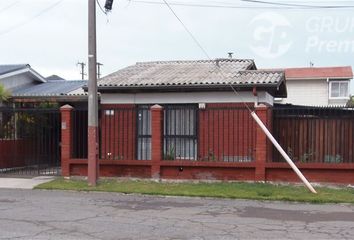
[63,59,289,180]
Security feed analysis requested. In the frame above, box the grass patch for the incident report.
[35,178,354,204]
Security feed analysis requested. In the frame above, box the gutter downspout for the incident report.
[252,87,258,107]
[327,77,330,106]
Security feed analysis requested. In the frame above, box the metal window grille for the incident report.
[163,105,198,160]
[137,105,151,160]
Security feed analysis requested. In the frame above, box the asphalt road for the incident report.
[0,189,353,240]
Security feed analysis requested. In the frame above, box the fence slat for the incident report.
[272,106,354,164]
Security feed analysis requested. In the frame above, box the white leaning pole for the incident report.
[251,111,317,194]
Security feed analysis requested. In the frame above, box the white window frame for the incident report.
[329,81,350,99]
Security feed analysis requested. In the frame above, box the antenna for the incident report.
[77,62,87,80]
[97,62,103,79]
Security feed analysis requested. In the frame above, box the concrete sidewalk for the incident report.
[0,176,55,189]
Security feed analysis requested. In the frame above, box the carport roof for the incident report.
[12,80,87,97]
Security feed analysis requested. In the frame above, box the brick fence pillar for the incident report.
[151,104,163,179]
[60,104,73,177]
[254,104,270,181]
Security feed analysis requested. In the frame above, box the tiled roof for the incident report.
[12,80,87,97]
[0,64,29,75]
[285,66,353,79]
[98,59,264,88]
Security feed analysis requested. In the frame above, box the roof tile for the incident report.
[98,59,283,88]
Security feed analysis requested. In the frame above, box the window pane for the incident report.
[137,138,151,160]
[138,108,151,135]
[137,106,151,160]
[331,82,340,98]
[340,82,348,97]
[164,106,197,160]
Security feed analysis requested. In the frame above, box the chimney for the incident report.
[215,59,220,67]
[228,52,233,59]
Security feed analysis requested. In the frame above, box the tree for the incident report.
[0,84,10,102]
[347,95,354,107]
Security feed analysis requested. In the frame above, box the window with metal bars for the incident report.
[136,106,151,160]
[163,105,197,160]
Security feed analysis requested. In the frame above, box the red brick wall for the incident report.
[265,168,354,184]
[69,163,151,178]
[100,104,137,160]
[198,103,256,162]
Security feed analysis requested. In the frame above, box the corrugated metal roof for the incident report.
[0,64,29,75]
[12,80,87,97]
[98,59,264,88]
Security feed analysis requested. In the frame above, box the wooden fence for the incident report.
[272,106,354,163]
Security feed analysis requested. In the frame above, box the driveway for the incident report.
[0,189,353,240]
[0,176,55,189]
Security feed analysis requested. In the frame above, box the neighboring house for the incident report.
[12,78,88,107]
[0,65,87,108]
[276,66,353,106]
[0,64,46,92]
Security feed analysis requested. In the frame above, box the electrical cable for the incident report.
[131,0,354,9]
[96,0,108,15]
[162,0,211,60]
[131,0,305,9]
[0,0,65,37]
[0,1,21,14]
[162,0,255,113]
[241,0,354,9]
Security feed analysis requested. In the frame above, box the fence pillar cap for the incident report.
[60,104,74,111]
[256,104,268,109]
[151,104,163,110]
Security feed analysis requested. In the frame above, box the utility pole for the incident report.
[77,62,86,80]
[97,62,103,79]
[88,0,98,186]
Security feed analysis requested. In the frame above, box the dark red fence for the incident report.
[0,107,61,176]
[71,104,256,163]
[272,106,354,163]
[198,105,256,162]
[163,104,256,162]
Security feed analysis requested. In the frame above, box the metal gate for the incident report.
[0,107,61,176]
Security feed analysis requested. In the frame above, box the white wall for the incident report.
[101,91,274,106]
[277,79,351,106]
[277,79,330,106]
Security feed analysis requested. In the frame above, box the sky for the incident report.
[0,0,354,94]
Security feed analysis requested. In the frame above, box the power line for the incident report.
[0,1,22,14]
[241,0,354,9]
[162,0,211,60]
[96,0,108,15]
[0,0,64,37]
[131,0,303,9]
[161,0,253,112]
[131,0,354,9]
